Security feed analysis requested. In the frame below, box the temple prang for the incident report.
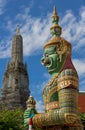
[0,26,30,109]
[24,6,83,130]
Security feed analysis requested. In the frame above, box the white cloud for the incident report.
[43,73,51,79]
[0,9,51,58]
[73,59,85,76]
[61,6,85,51]
[0,39,11,58]
[80,78,85,89]
[21,14,51,56]
[36,100,45,112]
[72,58,85,90]
[0,0,6,15]
[0,6,85,58]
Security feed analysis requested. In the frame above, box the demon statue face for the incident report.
[41,45,66,77]
[41,46,58,75]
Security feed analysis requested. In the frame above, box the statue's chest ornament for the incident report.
[43,74,59,97]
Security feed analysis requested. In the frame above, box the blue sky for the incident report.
[0,0,85,111]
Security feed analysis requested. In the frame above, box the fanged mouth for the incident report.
[44,58,52,68]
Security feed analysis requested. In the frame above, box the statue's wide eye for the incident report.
[45,54,49,58]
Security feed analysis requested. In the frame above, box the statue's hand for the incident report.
[64,113,78,124]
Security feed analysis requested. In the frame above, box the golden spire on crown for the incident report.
[52,5,59,21]
[50,5,62,37]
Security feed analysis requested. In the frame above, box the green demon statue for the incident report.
[24,6,83,130]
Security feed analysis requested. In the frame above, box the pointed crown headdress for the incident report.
[44,6,72,61]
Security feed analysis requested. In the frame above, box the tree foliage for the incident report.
[0,106,24,130]
[0,106,85,130]
[80,113,85,129]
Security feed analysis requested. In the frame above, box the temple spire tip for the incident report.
[53,5,57,15]
[16,24,20,35]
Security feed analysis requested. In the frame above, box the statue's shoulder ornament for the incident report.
[57,69,78,91]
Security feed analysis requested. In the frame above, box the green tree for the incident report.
[80,113,85,129]
[0,106,24,130]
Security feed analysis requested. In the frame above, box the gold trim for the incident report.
[47,86,58,103]
[64,113,79,124]
[46,101,59,111]
[57,75,78,82]
[47,73,59,86]
[44,37,72,50]
[58,79,78,91]
[50,24,62,30]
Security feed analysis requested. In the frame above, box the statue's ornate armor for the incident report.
[24,6,83,130]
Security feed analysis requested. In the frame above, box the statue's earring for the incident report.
[56,41,67,62]
[56,47,62,62]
